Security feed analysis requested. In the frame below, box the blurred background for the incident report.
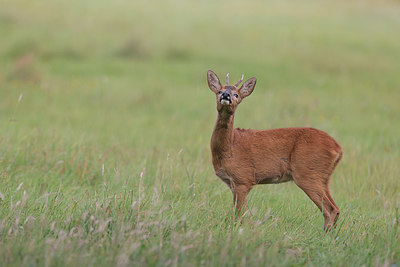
[2,0,399,149]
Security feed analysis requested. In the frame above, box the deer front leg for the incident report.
[232,184,253,217]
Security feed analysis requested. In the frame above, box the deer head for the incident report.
[207,70,257,114]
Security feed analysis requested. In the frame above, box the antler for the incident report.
[235,74,244,87]
[226,73,229,85]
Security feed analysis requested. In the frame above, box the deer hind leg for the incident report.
[232,184,253,217]
[324,186,340,227]
[293,176,339,231]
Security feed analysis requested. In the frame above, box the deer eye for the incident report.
[233,93,239,98]
[218,91,223,95]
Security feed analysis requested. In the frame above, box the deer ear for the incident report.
[207,70,222,93]
[239,77,257,98]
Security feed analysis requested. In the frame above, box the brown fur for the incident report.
[207,70,343,231]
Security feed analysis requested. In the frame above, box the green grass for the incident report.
[1,0,400,266]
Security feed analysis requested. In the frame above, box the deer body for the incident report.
[207,70,342,231]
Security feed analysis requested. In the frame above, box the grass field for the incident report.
[1,0,400,266]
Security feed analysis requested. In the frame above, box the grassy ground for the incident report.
[1,0,400,266]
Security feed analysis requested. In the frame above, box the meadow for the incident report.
[1,0,400,266]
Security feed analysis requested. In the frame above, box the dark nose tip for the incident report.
[222,92,230,99]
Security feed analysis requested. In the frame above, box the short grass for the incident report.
[1,0,400,266]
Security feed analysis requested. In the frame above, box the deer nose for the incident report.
[222,92,231,99]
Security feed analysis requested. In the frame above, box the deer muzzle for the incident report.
[220,91,231,105]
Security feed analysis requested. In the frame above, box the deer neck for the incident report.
[211,111,235,167]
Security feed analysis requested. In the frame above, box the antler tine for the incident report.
[226,73,230,85]
[235,74,244,87]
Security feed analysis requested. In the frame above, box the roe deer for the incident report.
[207,70,343,231]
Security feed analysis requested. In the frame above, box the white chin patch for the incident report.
[220,99,230,105]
